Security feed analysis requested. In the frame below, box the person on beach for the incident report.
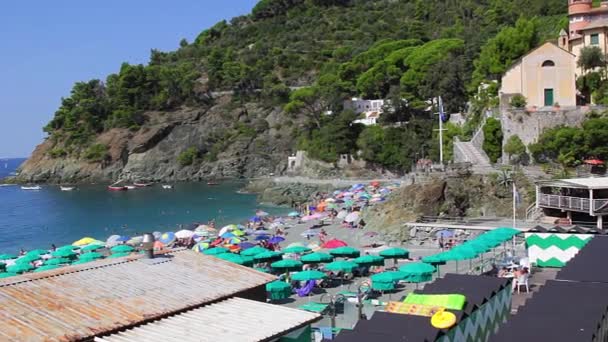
[19,248,26,256]
[51,244,57,252]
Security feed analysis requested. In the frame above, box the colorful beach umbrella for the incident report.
[7,263,34,274]
[79,252,103,261]
[353,255,385,266]
[329,247,360,258]
[283,246,312,254]
[241,246,270,257]
[159,232,176,245]
[232,229,245,237]
[238,242,256,250]
[292,270,327,281]
[0,272,17,278]
[271,259,303,271]
[321,239,348,249]
[106,235,128,247]
[81,244,104,252]
[51,249,76,258]
[221,232,235,239]
[72,237,97,246]
[268,236,285,244]
[108,252,131,259]
[43,258,70,266]
[324,260,358,273]
[34,265,60,273]
[255,235,271,241]
[253,251,283,262]
[301,252,333,264]
[203,247,229,255]
[192,242,210,253]
[175,229,194,239]
[111,245,135,253]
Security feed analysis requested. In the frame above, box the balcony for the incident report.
[538,194,608,214]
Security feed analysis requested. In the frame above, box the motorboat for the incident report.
[207,181,219,186]
[162,184,173,189]
[21,185,41,190]
[108,185,127,191]
[125,185,137,190]
[60,186,75,191]
[134,182,153,187]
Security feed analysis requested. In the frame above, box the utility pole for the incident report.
[434,97,447,167]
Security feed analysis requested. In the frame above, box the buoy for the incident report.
[431,309,457,329]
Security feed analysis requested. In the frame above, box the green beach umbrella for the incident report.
[399,262,436,283]
[371,280,395,291]
[241,246,270,257]
[0,254,17,261]
[110,245,134,253]
[79,252,103,261]
[7,263,34,274]
[253,251,283,262]
[57,245,78,252]
[203,247,229,255]
[329,247,360,258]
[34,265,61,273]
[108,252,131,259]
[43,257,71,266]
[71,259,94,265]
[283,246,312,254]
[15,255,41,264]
[253,267,270,273]
[448,247,478,260]
[51,249,77,258]
[266,280,292,300]
[379,247,410,259]
[353,255,385,266]
[421,254,447,276]
[0,272,17,279]
[292,270,327,281]
[271,259,303,271]
[215,253,254,265]
[301,252,333,264]
[0,263,5,272]
[371,271,408,283]
[26,249,49,257]
[81,244,104,252]
[324,260,358,273]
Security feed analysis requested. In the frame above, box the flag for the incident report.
[438,97,449,123]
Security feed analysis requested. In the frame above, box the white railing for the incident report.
[538,194,608,213]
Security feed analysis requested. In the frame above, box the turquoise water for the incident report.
[0,182,287,254]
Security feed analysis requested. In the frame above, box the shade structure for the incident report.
[51,249,77,258]
[301,252,334,264]
[106,235,129,247]
[0,254,17,260]
[34,265,60,273]
[232,229,245,237]
[203,247,229,255]
[255,235,271,241]
[399,262,436,283]
[81,244,104,252]
[15,254,41,264]
[79,252,103,261]
[322,239,348,249]
[108,252,131,259]
[266,280,292,300]
[291,270,327,281]
[72,237,97,246]
[253,251,283,262]
[71,259,94,265]
[7,263,34,274]
[422,253,451,264]
[379,247,410,259]
[344,212,360,223]
[238,242,256,250]
[241,246,270,257]
[110,245,135,253]
[447,247,478,261]
[159,232,176,245]
[175,229,194,239]
[324,260,358,273]
[215,253,254,266]
[271,259,303,271]
[26,249,49,257]
[268,236,285,244]
[0,272,17,279]
[56,245,78,252]
[353,255,385,266]
[191,242,209,253]
[371,271,408,283]
[283,246,312,254]
[371,281,395,291]
[43,258,71,266]
[329,246,360,258]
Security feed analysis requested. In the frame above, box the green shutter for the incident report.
[544,89,554,107]
[591,34,599,45]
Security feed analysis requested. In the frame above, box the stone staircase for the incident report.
[454,139,495,174]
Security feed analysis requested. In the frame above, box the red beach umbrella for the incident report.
[322,239,348,249]
[584,159,604,166]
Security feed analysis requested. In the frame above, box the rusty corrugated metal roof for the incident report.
[94,297,321,342]
[0,250,276,341]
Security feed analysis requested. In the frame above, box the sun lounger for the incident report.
[298,302,330,313]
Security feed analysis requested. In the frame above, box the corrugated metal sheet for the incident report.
[94,297,321,342]
[0,250,276,341]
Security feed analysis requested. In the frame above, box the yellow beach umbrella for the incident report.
[73,237,96,246]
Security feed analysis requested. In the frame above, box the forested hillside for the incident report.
[26,0,568,182]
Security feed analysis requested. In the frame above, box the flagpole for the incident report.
[438,97,444,165]
[512,181,516,229]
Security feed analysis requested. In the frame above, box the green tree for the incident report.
[577,46,606,73]
[509,94,527,108]
[482,117,503,163]
[284,86,327,129]
[177,147,199,166]
[504,135,527,164]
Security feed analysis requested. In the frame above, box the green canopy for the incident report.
[447,247,478,260]
[203,247,229,255]
[379,247,410,259]
[370,271,407,283]
[107,252,131,259]
[79,252,104,261]
[352,255,385,266]
[110,245,134,253]
[0,254,17,260]
[43,257,71,266]
[253,251,283,262]
[324,260,358,272]
[283,246,312,254]
[81,244,105,252]
[301,252,333,264]
[15,255,41,264]
[0,272,17,279]
[329,247,360,258]
[71,259,94,265]
[241,246,271,257]
[253,267,270,273]
[215,253,254,265]
[26,249,49,257]
[56,245,79,252]
[421,254,449,264]
[7,263,34,274]
[399,262,436,283]
[371,280,395,291]
[266,280,292,292]
[0,263,5,272]
[51,249,77,258]
[291,270,327,281]
[271,259,303,271]
[34,265,61,273]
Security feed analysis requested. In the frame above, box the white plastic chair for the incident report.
[516,273,529,293]
[519,257,530,269]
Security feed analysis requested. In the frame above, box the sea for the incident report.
[0,177,287,254]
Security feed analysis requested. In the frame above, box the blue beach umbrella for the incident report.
[250,216,262,223]
[221,232,235,239]
[268,236,285,244]
[159,232,176,245]
[255,235,270,241]
[238,242,256,250]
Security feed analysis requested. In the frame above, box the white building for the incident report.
[345,98,386,126]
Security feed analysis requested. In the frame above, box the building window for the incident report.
[542,60,555,67]
[591,33,600,45]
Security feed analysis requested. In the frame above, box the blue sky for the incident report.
[0,1,258,158]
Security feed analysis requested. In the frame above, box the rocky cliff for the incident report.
[18,95,299,183]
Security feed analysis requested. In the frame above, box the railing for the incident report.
[538,194,608,213]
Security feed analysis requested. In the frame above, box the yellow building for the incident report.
[566,0,608,75]
[500,42,577,108]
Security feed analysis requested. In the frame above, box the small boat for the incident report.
[207,181,219,186]
[134,182,153,187]
[108,185,127,191]
[125,185,137,190]
[162,184,173,189]
[60,186,75,191]
[21,186,41,190]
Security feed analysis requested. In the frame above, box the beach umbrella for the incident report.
[448,247,478,260]
[266,280,292,300]
[241,246,270,257]
[379,248,410,265]
[371,271,408,283]
[72,237,97,246]
[250,216,262,223]
[152,231,163,239]
[159,232,176,245]
[399,262,436,283]
[153,241,165,250]
[225,237,242,245]
[353,255,385,266]
[344,212,360,223]
[81,244,104,252]
[283,246,312,254]
[254,251,283,262]
[254,267,270,273]
[71,259,94,265]
[56,244,78,252]
[221,232,235,239]
[26,249,49,257]
[343,200,355,208]
[268,236,285,244]
[0,272,17,279]
[238,242,256,250]
[79,252,103,261]
[192,242,210,253]
[106,235,129,247]
[321,239,348,249]
[43,258,70,266]
[111,245,135,253]
[15,254,41,264]
[329,246,360,258]
[0,254,17,261]
[255,235,270,241]
[215,253,254,266]
[7,263,34,274]
[301,252,333,264]
[108,252,131,259]
[292,270,327,282]
[34,265,60,273]
[126,236,142,246]
[232,229,245,237]
[203,247,229,255]
[271,259,303,271]
[175,230,194,239]
[324,260,358,273]
[436,230,454,239]
[288,211,300,217]
[371,280,395,291]
[51,249,76,258]
[336,210,348,219]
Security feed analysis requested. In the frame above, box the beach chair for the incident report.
[515,273,530,293]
